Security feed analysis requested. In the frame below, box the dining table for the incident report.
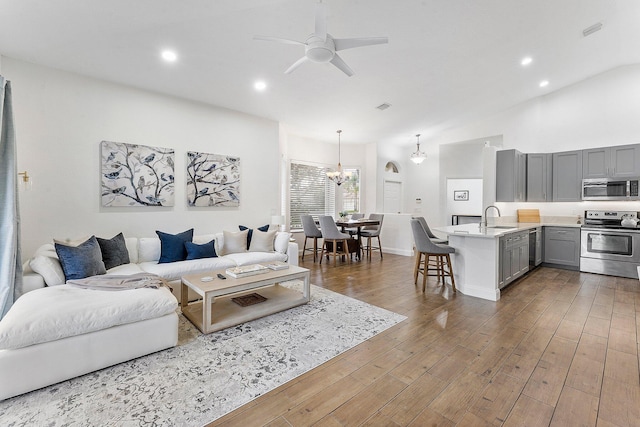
[335,218,380,260]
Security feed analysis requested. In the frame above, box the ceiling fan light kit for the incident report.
[254,1,388,76]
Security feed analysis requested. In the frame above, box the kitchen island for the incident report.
[433,222,580,301]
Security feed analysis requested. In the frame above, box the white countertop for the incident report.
[433,222,582,239]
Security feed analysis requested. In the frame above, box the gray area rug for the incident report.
[0,282,406,426]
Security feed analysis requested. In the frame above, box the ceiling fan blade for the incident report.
[330,53,354,77]
[314,2,327,41]
[284,56,310,74]
[253,35,305,46]
[334,37,389,51]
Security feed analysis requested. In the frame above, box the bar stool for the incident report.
[412,216,448,244]
[301,215,323,262]
[361,214,384,260]
[318,215,352,266]
[410,218,456,292]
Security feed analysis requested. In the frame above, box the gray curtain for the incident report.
[0,76,23,319]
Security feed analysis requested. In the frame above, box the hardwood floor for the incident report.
[208,253,640,427]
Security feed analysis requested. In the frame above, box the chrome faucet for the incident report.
[481,205,501,228]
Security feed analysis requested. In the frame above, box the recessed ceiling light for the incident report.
[539,80,549,88]
[254,81,267,91]
[521,57,532,66]
[161,50,177,62]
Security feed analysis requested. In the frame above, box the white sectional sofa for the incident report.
[0,230,298,401]
[23,230,298,301]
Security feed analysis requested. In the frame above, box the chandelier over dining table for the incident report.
[326,129,352,186]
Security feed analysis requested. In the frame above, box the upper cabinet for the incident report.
[553,150,583,202]
[583,144,640,179]
[496,149,526,202]
[526,153,552,202]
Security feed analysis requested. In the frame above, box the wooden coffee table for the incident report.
[180,265,310,334]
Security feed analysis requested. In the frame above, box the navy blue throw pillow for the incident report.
[54,236,107,281]
[185,240,217,260]
[239,224,269,249]
[156,229,194,263]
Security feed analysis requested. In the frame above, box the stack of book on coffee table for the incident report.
[225,264,269,278]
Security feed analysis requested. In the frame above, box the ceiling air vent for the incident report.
[583,22,603,37]
[376,102,392,111]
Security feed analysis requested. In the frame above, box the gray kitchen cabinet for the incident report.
[527,153,552,201]
[533,227,542,266]
[583,144,640,179]
[543,226,580,268]
[552,150,583,202]
[499,231,530,288]
[496,149,526,202]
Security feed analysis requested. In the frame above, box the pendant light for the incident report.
[410,134,426,164]
[326,130,352,185]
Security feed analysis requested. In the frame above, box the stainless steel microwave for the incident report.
[582,178,640,200]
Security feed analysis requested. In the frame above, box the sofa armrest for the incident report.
[287,241,299,266]
[21,272,46,296]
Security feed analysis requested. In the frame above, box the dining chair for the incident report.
[301,215,323,262]
[410,218,456,292]
[412,216,448,244]
[318,215,352,265]
[345,212,365,237]
[360,213,384,260]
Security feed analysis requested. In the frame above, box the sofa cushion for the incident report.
[139,237,161,263]
[249,230,276,252]
[156,229,194,263]
[193,234,217,245]
[124,237,139,264]
[106,263,146,275]
[97,232,130,270]
[138,257,236,282]
[221,229,249,255]
[54,236,107,281]
[0,285,177,350]
[239,224,269,249]
[29,251,65,286]
[274,231,292,254]
[224,251,287,266]
[185,240,217,260]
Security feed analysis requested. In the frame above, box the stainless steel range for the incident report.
[580,210,640,279]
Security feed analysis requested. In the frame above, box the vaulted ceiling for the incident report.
[1,0,639,147]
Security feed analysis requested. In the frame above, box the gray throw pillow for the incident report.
[97,232,130,270]
[54,236,107,281]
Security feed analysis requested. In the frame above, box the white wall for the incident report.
[434,65,640,153]
[446,179,483,222]
[4,57,281,257]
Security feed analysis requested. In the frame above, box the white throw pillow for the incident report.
[138,237,161,263]
[124,237,139,264]
[274,231,291,254]
[29,252,66,286]
[249,230,277,252]
[213,232,224,255]
[221,229,249,255]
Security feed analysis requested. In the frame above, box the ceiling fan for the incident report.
[254,1,388,77]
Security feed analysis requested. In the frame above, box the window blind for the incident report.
[290,162,335,230]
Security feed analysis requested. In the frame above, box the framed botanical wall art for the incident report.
[186,151,240,207]
[101,141,175,207]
